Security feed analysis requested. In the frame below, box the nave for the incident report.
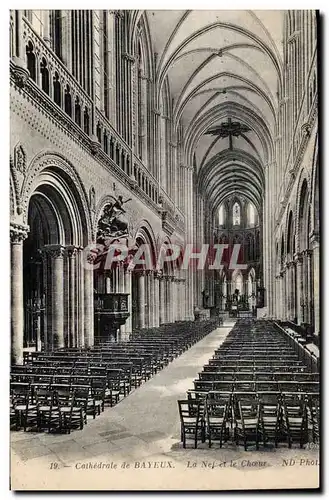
[11,319,319,490]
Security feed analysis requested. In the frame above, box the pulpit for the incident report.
[94,293,130,343]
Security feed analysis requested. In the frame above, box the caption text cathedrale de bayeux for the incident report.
[70,458,319,470]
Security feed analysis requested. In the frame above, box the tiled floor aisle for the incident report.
[11,320,319,490]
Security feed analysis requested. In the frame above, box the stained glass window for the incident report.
[233,202,241,225]
[248,203,255,225]
[218,205,224,225]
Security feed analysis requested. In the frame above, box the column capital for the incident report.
[66,245,79,258]
[135,269,147,277]
[180,164,194,172]
[42,244,65,259]
[122,52,135,63]
[293,252,303,264]
[10,223,29,243]
[310,231,320,247]
[302,249,313,258]
[152,108,161,116]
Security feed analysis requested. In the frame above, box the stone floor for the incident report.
[10,320,320,491]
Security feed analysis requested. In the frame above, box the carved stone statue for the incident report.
[97,195,132,242]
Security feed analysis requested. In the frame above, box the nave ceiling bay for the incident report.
[144,10,282,209]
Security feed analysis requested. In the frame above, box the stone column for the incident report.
[291,262,296,322]
[284,264,289,320]
[66,246,77,347]
[279,272,285,320]
[12,10,28,73]
[294,252,304,324]
[137,271,146,328]
[302,250,308,323]
[153,272,160,327]
[10,223,29,365]
[172,276,177,323]
[44,244,65,349]
[159,275,165,325]
[149,270,155,327]
[310,233,320,335]
[61,11,73,71]
[186,166,195,320]
[124,267,132,336]
[167,276,174,323]
[77,247,85,347]
[306,249,313,325]
[42,10,51,45]
[84,252,95,347]
[274,276,279,318]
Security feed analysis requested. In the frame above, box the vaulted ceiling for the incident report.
[145,10,284,212]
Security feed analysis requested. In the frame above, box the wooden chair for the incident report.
[177,400,205,449]
[12,386,38,431]
[258,393,282,447]
[90,382,105,417]
[234,398,261,450]
[35,389,62,433]
[206,400,230,448]
[282,394,308,448]
[307,394,320,444]
[56,390,84,433]
[73,387,90,425]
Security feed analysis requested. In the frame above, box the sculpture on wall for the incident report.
[97,195,132,242]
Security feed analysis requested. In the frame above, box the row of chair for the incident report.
[11,317,221,434]
[178,319,320,449]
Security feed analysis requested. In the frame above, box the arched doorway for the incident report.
[22,163,91,355]
[131,227,158,330]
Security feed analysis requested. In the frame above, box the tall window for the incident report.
[137,42,143,159]
[71,10,92,95]
[233,202,241,226]
[51,11,61,59]
[248,203,255,226]
[102,10,110,118]
[218,205,224,225]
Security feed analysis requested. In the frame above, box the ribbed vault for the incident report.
[144,9,283,211]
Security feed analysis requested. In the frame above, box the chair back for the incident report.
[178,400,202,425]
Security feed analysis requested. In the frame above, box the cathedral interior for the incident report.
[10,10,319,485]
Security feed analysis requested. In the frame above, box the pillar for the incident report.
[12,10,26,68]
[153,272,160,327]
[279,272,285,320]
[137,271,145,328]
[146,271,153,327]
[42,10,51,45]
[84,251,95,347]
[306,249,313,325]
[45,244,65,349]
[291,262,296,322]
[294,252,304,324]
[124,267,132,335]
[77,247,85,347]
[159,275,165,325]
[67,247,77,347]
[310,233,320,335]
[10,224,29,365]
